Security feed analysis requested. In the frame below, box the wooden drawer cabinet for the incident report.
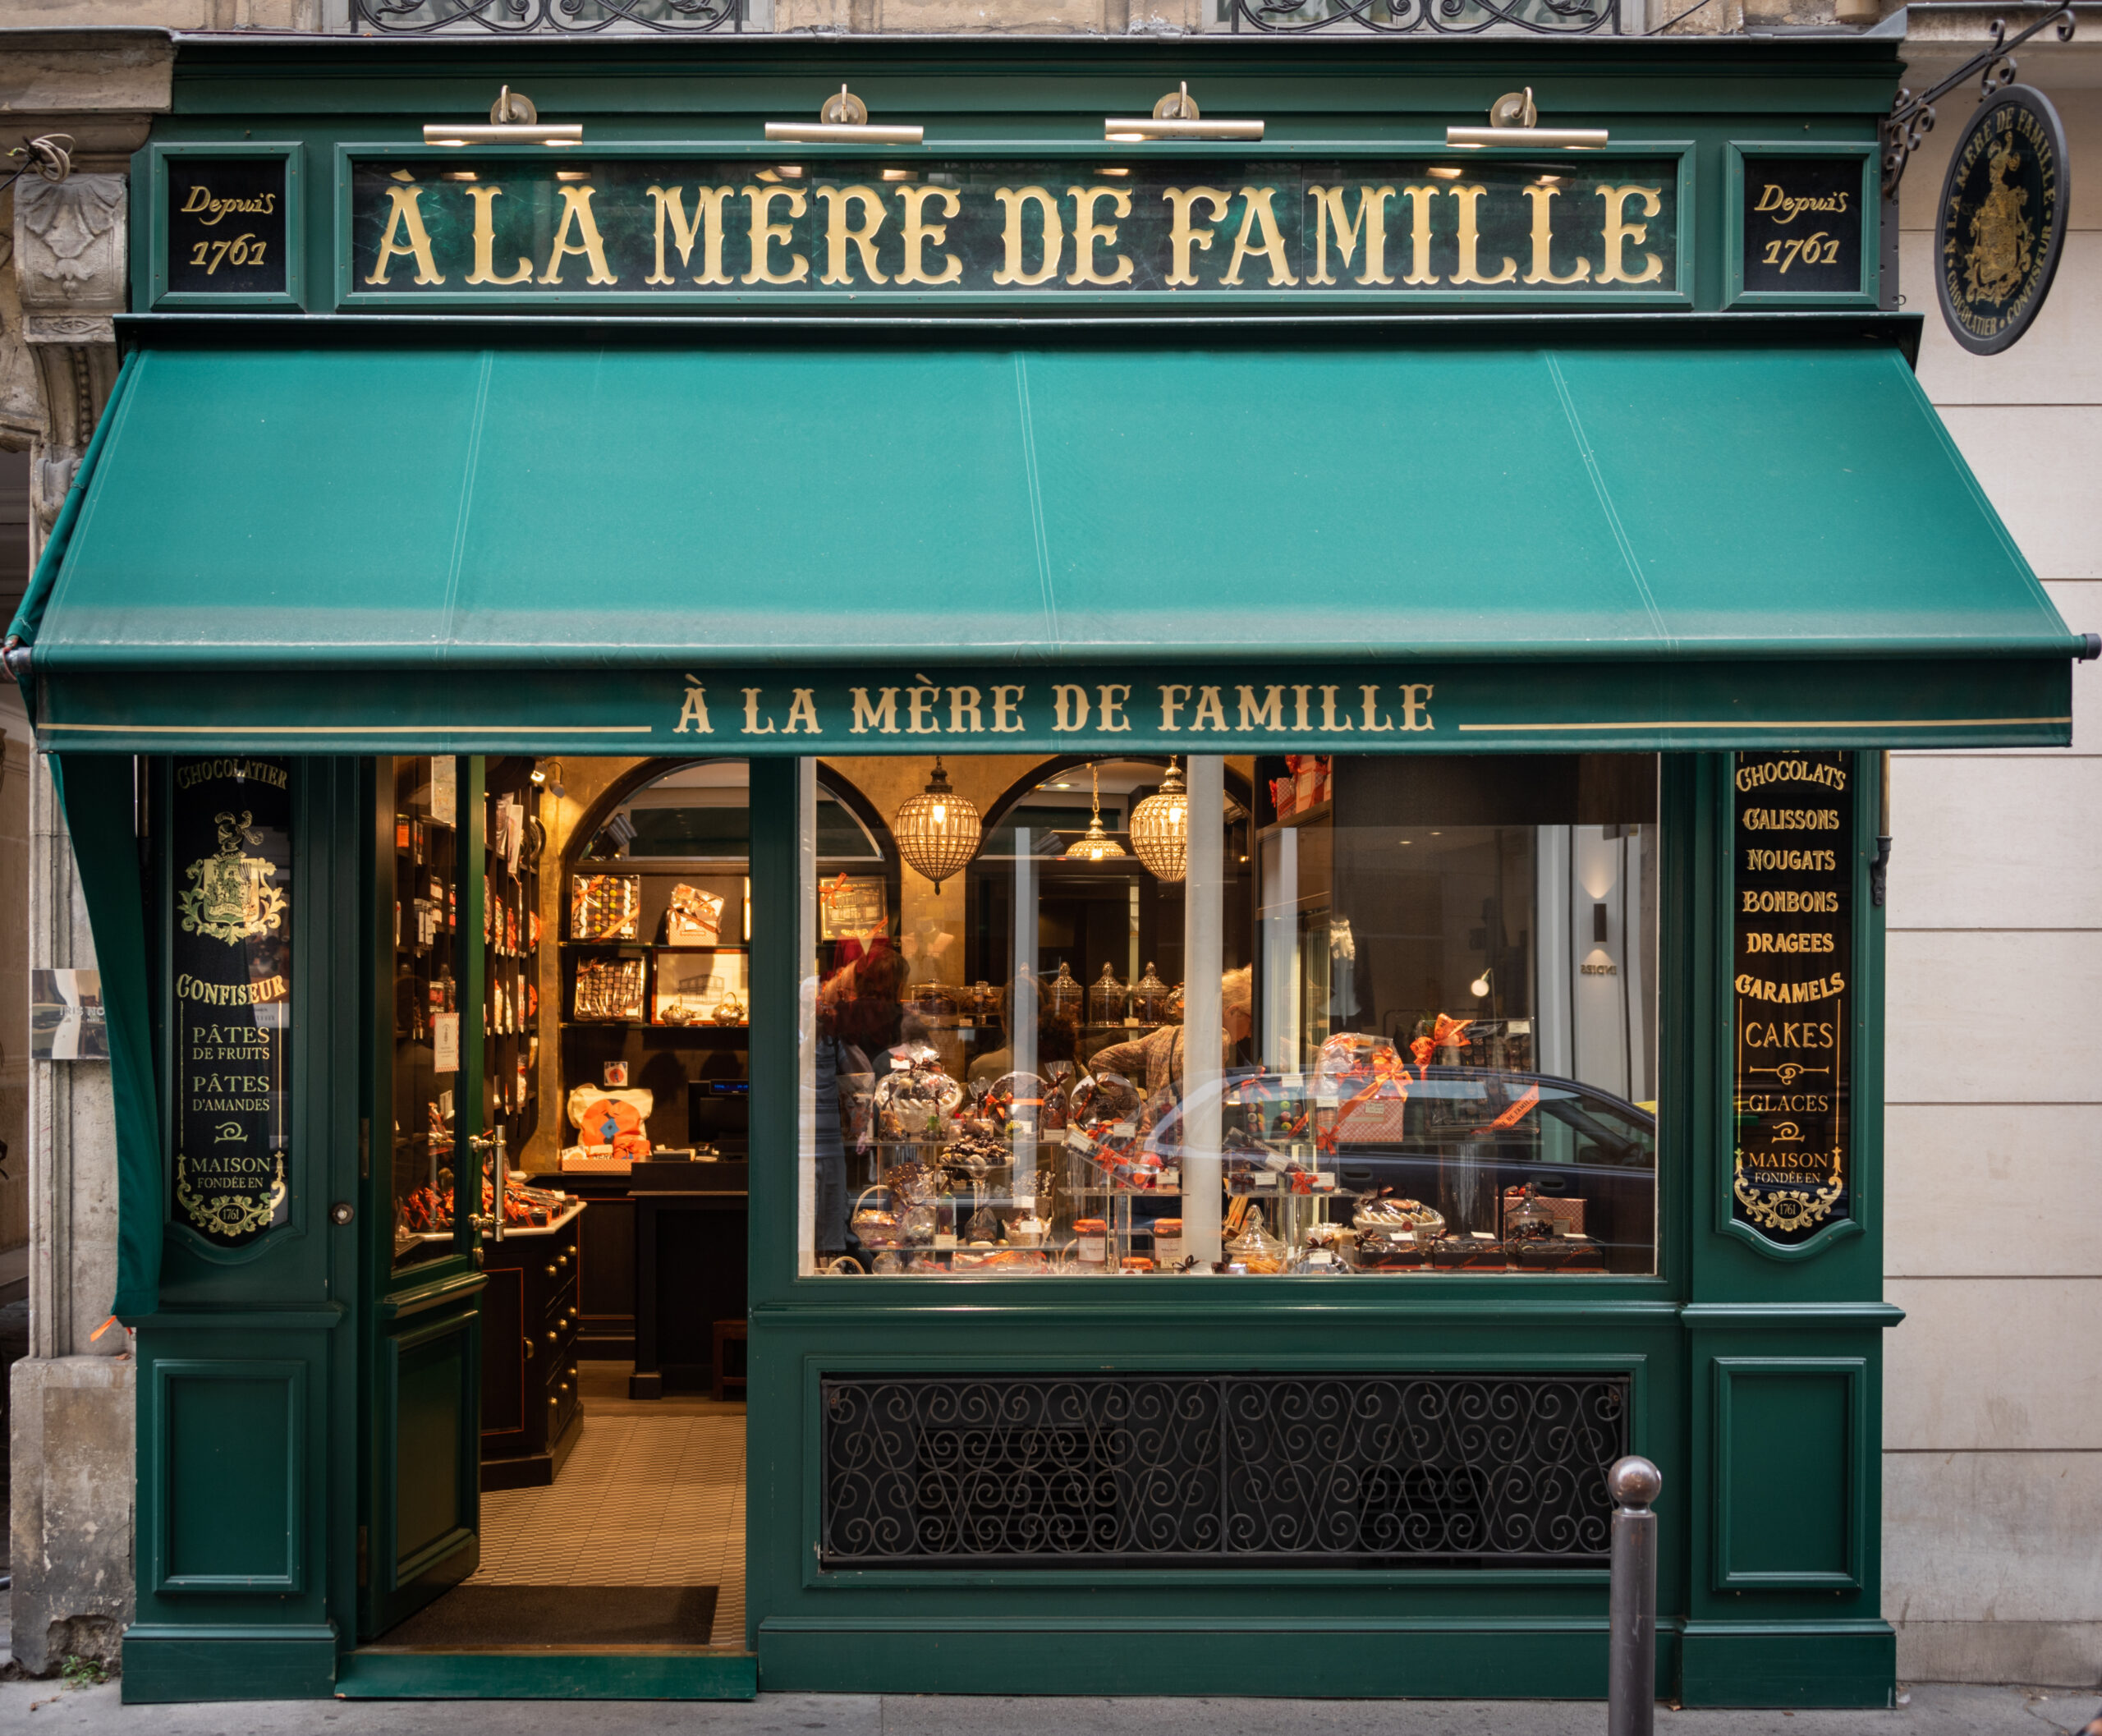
[480,1205,585,1490]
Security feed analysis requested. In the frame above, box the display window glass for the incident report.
[389,755,466,1270]
[799,753,1659,1277]
[550,759,883,1169]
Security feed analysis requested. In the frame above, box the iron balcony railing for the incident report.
[347,0,1622,35]
[349,0,750,34]
[1223,0,1623,33]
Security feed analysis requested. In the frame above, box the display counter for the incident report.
[479,1201,585,1490]
[627,1160,749,1400]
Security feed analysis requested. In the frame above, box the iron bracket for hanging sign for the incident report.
[0,134,72,200]
[1883,6,2075,200]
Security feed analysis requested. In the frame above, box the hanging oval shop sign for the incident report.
[1935,84,2070,355]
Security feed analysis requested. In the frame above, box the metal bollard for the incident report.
[1607,1455,1662,1736]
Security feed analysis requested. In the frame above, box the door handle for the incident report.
[467,1128,507,1242]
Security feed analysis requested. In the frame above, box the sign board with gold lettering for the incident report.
[167,756,295,1247]
[149,143,302,310]
[1728,751,1856,1252]
[334,151,1691,308]
[43,655,2075,760]
[1727,144,1876,306]
[1934,86,2068,356]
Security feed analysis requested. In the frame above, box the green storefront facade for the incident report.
[6,25,2087,1707]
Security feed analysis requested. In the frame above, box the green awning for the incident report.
[13,333,2081,754]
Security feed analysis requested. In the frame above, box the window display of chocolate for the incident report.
[571,872,640,941]
[801,752,1659,1277]
[399,1175,580,1236]
[573,956,646,1022]
[663,883,724,944]
[554,761,794,1170]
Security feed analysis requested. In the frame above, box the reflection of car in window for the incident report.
[1145,1066,1657,1275]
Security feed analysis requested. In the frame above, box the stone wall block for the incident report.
[7,1354,135,1677]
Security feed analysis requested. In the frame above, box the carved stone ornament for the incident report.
[15,175,126,324]
[0,206,39,448]
[9,174,126,550]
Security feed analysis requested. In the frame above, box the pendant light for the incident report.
[1127,757,1189,883]
[1062,765,1127,863]
[892,756,980,893]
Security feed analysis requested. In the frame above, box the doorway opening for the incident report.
[363,754,889,1659]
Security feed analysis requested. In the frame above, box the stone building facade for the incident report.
[1875,9,2102,1689]
[2,29,171,1676]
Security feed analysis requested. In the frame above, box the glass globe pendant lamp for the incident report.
[1062,765,1127,863]
[1127,757,1189,882]
[893,756,981,892]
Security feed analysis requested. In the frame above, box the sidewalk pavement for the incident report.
[0,1683,2096,1735]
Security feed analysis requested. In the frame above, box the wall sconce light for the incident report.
[1446,88,1608,151]
[1469,967,1494,1001]
[766,86,924,146]
[424,87,582,148]
[1105,83,1264,143]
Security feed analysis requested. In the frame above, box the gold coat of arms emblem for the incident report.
[178,810,287,945]
[1962,136,2035,303]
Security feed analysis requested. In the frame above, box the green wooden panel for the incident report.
[335,1650,757,1699]
[1714,1358,1864,1590]
[132,1325,338,1651]
[122,1630,338,1704]
[1679,1621,1894,1708]
[156,1362,304,1592]
[391,1321,470,1572]
[758,1619,1638,1697]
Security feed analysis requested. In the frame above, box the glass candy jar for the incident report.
[1131,962,1173,1026]
[1226,1205,1287,1274]
[1045,961,1084,1023]
[1088,962,1129,1026]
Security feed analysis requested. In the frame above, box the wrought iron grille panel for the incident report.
[350,0,744,34]
[1223,0,1622,34]
[821,1372,1627,1568]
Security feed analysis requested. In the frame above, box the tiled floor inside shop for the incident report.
[466,1361,748,1647]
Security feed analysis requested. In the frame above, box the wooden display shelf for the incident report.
[560,938,747,953]
[1257,799,1333,838]
[558,1018,749,1031]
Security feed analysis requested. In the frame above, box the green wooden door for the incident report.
[359,756,489,1641]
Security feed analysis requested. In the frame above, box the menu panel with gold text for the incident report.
[1731,751,1853,1246]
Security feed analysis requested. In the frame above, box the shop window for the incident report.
[552,760,887,1167]
[800,753,1658,1279]
[390,755,466,1270]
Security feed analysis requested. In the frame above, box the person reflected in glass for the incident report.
[966,974,1081,1088]
[1087,965,1252,1099]
[815,942,914,1263]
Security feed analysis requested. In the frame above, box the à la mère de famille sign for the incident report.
[342,156,1684,301]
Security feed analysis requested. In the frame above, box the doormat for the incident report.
[379,1585,718,1649]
